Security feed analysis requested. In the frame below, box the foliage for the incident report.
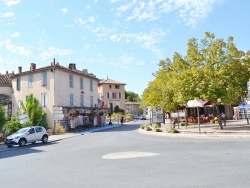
[167,127,179,133]
[125,91,141,102]
[153,124,162,132]
[113,105,121,113]
[140,124,146,129]
[0,104,6,130]
[142,32,250,112]
[21,94,45,126]
[3,112,24,135]
[146,126,152,131]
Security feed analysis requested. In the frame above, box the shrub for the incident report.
[3,114,25,135]
[140,124,145,129]
[153,124,162,132]
[146,126,152,131]
[167,127,179,133]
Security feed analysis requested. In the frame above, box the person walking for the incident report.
[121,116,124,125]
[117,116,120,124]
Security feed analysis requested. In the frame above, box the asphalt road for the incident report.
[1,122,250,188]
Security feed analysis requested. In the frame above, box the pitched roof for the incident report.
[0,73,13,86]
[99,78,126,85]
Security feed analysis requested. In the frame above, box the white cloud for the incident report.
[12,32,20,38]
[40,46,71,60]
[1,0,21,6]
[111,0,218,26]
[75,16,96,25]
[4,39,32,56]
[0,12,15,18]
[60,8,68,14]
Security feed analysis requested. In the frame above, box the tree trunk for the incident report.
[215,105,223,130]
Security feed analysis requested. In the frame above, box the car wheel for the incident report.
[7,144,13,148]
[19,138,26,147]
[42,135,48,143]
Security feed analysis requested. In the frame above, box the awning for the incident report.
[236,104,250,109]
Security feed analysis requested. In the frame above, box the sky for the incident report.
[0,0,250,97]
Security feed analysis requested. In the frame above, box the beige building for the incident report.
[0,72,13,119]
[10,61,100,129]
[125,102,142,115]
[98,78,126,112]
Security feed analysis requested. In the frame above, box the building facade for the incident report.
[0,72,13,119]
[11,61,100,129]
[98,78,126,112]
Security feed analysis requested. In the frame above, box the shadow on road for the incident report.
[0,142,58,159]
[97,124,141,133]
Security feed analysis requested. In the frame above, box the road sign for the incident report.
[53,107,63,111]
[18,114,29,124]
[53,113,64,120]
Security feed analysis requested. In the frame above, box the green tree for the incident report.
[125,91,141,102]
[21,94,45,126]
[0,104,6,130]
[142,32,250,129]
[3,112,23,134]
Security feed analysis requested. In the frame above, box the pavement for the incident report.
[1,119,250,152]
[140,119,250,138]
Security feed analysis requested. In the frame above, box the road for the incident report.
[1,122,250,188]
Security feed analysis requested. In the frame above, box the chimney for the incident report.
[30,63,36,71]
[73,63,76,70]
[68,63,73,70]
[6,70,8,75]
[18,66,22,73]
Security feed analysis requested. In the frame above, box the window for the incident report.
[69,74,73,88]
[119,92,121,99]
[41,93,47,107]
[41,72,47,86]
[90,80,93,92]
[28,75,33,88]
[90,96,93,107]
[112,93,116,99]
[80,95,84,107]
[29,128,35,134]
[107,92,109,99]
[70,94,74,105]
[17,77,21,90]
[18,100,22,109]
[115,85,120,89]
[80,77,84,90]
[35,127,43,133]
[109,85,112,89]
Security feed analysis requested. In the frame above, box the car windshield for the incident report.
[15,128,30,134]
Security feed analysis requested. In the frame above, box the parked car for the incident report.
[4,126,49,148]
[140,115,147,120]
[133,115,139,120]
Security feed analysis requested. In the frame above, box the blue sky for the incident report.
[0,0,250,97]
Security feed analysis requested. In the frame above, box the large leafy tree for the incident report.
[125,91,141,102]
[21,94,45,126]
[142,32,250,129]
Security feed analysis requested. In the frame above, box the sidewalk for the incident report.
[139,119,250,138]
[48,124,121,142]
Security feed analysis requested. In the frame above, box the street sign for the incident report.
[53,107,63,111]
[53,113,64,120]
[18,114,29,124]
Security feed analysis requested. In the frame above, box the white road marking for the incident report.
[102,151,159,159]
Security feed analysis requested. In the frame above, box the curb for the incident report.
[138,128,250,139]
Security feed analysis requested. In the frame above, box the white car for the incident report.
[5,126,49,147]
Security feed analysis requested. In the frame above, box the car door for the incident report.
[35,127,44,140]
[26,128,36,142]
